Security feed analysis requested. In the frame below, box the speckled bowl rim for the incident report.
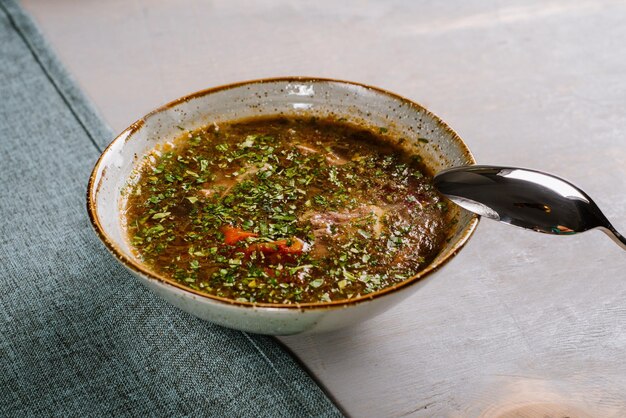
[87,76,479,311]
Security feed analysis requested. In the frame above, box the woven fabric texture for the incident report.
[0,1,342,416]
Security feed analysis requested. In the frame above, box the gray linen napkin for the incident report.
[0,1,342,416]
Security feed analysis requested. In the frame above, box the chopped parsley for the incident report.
[125,116,453,304]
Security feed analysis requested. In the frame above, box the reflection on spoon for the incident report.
[434,165,626,251]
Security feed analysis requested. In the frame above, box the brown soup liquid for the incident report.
[125,116,453,304]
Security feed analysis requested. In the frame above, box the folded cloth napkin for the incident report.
[0,1,342,416]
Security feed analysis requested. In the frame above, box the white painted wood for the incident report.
[22,0,626,416]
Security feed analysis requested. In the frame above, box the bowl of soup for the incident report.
[87,77,478,335]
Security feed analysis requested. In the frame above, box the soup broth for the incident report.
[125,116,453,304]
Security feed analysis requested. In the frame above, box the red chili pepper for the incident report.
[245,238,304,256]
[222,226,258,245]
[275,238,304,255]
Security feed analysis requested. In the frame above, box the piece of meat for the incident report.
[304,204,387,239]
[295,144,348,165]
[302,204,389,258]
[367,205,386,237]
[198,187,225,198]
[198,163,271,198]
[295,144,318,155]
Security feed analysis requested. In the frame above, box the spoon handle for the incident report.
[599,225,626,251]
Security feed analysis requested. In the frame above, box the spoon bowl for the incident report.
[434,165,626,250]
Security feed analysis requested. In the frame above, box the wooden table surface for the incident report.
[23,0,626,416]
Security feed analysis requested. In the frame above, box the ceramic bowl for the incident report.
[87,77,478,335]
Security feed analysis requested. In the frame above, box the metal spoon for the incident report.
[433,165,626,250]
